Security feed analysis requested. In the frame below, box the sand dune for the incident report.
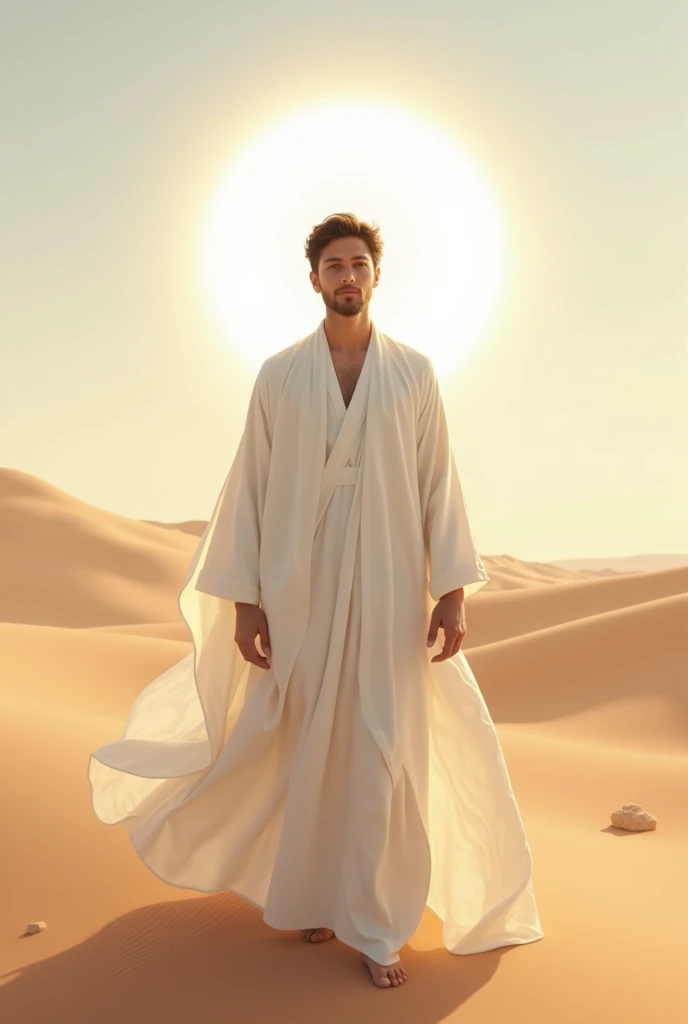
[1,470,686,1023]
[462,565,688,647]
[142,518,207,538]
[554,552,688,573]
[473,552,619,588]
[469,591,688,752]
[85,621,192,641]
[0,621,186,719]
[0,469,195,626]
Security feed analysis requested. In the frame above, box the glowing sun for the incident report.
[202,102,506,376]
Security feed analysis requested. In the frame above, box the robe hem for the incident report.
[444,933,545,954]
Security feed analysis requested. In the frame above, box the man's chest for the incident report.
[330,355,366,408]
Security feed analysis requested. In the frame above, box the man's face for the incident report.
[310,236,379,317]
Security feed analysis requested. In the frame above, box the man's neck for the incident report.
[323,311,372,355]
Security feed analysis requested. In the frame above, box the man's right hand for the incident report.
[234,602,271,669]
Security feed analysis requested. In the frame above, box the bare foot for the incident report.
[300,928,335,943]
[361,953,408,987]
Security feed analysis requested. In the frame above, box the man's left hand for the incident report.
[427,589,467,662]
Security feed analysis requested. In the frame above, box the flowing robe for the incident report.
[88,319,544,963]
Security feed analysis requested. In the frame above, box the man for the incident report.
[89,213,543,990]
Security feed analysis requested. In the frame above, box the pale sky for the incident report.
[2,1,686,561]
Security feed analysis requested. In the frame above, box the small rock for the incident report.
[610,803,657,832]
[26,921,47,935]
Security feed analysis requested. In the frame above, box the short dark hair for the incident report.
[304,213,384,274]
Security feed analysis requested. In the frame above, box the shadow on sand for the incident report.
[1,893,517,1023]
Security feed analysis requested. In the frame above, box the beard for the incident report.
[322,287,370,317]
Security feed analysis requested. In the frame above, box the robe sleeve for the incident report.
[416,360,490,601]
[193,363,273,606]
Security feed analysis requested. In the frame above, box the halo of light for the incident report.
[202,101,506,375]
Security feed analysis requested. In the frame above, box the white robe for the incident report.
[88,319,543,963]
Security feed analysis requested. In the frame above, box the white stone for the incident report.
[26,921,47,934]
[610,803,657,832]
